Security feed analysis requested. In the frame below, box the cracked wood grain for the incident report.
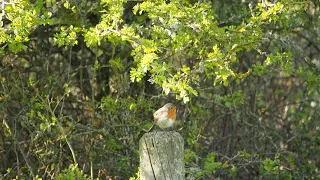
[140,131,185,180]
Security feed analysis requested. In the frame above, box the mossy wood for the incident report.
[139,131,185,180]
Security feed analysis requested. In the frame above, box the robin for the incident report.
[148,103,177,132]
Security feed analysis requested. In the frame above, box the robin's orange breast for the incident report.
[167,106,176,120]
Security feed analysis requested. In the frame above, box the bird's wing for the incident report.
[153,108,168,121]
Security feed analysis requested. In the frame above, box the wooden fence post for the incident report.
[139,131,184,180]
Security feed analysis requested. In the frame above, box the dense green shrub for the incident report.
[0,0,319,179]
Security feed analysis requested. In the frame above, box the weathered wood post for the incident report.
[139,131,184,180]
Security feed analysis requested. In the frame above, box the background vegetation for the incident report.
[0,0,319,179]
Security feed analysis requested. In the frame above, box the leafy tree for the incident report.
[0,0,319,179]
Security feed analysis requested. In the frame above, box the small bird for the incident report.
[148,103,177,132]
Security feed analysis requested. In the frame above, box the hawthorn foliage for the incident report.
[0,0,319,179]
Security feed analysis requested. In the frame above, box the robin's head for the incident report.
[153,103,177,122]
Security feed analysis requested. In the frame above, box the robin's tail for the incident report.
[147,123,155,132]
[137,123,155,139]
